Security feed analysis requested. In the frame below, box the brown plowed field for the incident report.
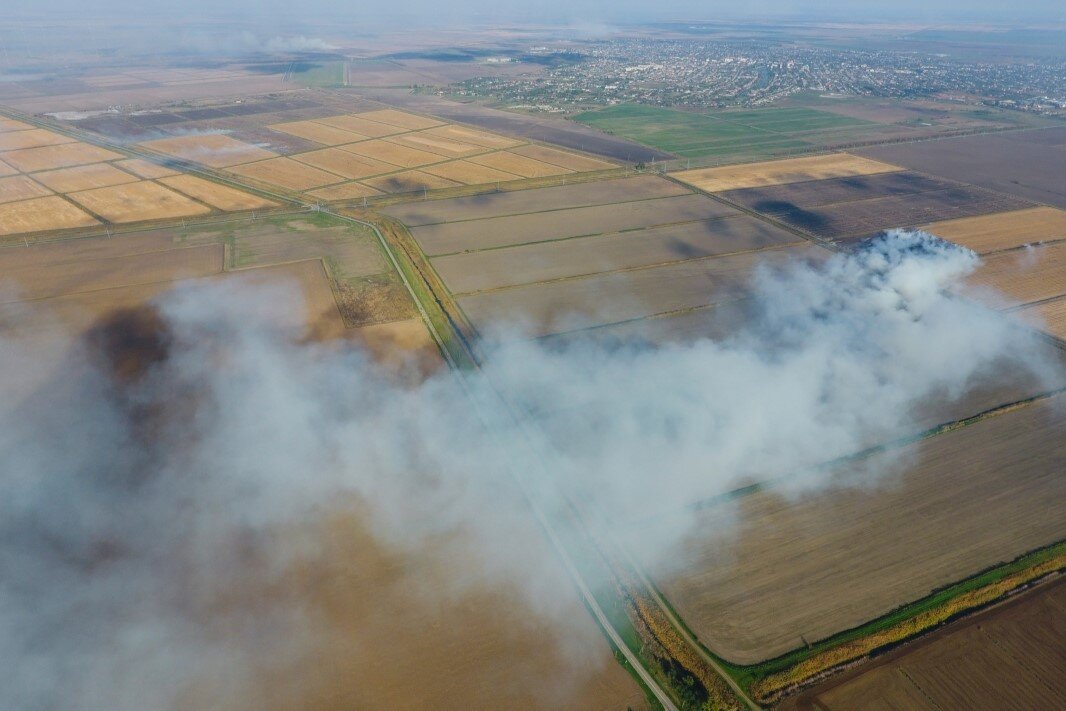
[640,396,1066,664]
[925,206,1066,254]
[458,245,820,336]
[0,243,222,301]
[0,128,76,152]
[433,216,800,294]
[467,151,572,178]
[32,163,140,192]
[0,142,123,172]
[0,195,99,235]
[411,194,737,256]
[384,175,690,227]
[1016,296,1066,340]
[68,181,213,223]
[338,139,444,169]
[139,134,277,168]
[510,144,615,171]
[159,175,277,211]
[672,153,901,192]
[780,579,1066,711]
[0,175,52,204]
[291,148,396,180]
[964,240,1066,307]
[361,170,461,194]
[269,120,369,146]
[227,158,345,191]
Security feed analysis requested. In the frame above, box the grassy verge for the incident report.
[647,540,1065,705]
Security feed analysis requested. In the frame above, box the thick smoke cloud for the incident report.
[0,230,1058,709]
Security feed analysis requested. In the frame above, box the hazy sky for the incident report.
[1,0,1063,24]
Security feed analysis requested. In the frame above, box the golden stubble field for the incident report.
[672,153,901,192]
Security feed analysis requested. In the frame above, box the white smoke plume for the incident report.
[0,229,1060,709]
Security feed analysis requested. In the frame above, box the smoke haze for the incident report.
[0,231,1060,709]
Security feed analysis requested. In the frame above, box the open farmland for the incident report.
[131,108,618,199]
[0,195,100,235]
[672,153,900,193]
[858,128,1066,209]
[433,217,802,294]
[573,105,886,160]
[779,579,1066,711]
[409,193,736,255]
[0,174,53,203]
[634,395,1066,664]
[963,241,1066,307]
[924,206,1066,254]
[719,170,1032,240]
[32,163,141,192]
[67,181,213,223]
[1017,296,1066,341]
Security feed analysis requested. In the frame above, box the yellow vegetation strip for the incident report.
[752,547,1066,705]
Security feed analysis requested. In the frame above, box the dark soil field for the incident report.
[779,577,1066,711]
[410,194,736,255]
[732,176,1032,240]
[637,395,1066,664]
[383,175,689,227]
[457,245,821,337]
[432,216,801,294]
[858,130,1066,209]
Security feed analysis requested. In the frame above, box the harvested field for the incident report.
[384,175,690,227]
[924,206,1066,254]
[433,216,800,294]
[291,148,396,180]
[760,186,1030,240]
[113,158,179,179]
[306,182,383,201]
[351,318,442,376]
[338,139,444,169]
[859,132,1066,208]
[544,303,750,349]
[780,579,1066,711]
[361,170,461,194]
[0,142,123,172]
[313,115,407,138]
[356,109,443,130]
[719,171,954,212]
[139,134,277,168]
[159,175,277,211]
[0,175,52,204]
[68,181,213,223]
[230,260,347,341]
[672,153,901,193]
[411,194,737,256]
[0,244,222,301]
[509,144,616,171]
[964,241,1066,307]
[227,158,345,191]
[0,159,16,177]
[458,245,820,336]
[0,195,99,236]
[0,119,32,133]
[467,151,572,178]
[31,163,139,192]
[232,225,384,277]
[419,160,521,185]
[0,128,76,152]
[386,132,486,158]
[421,123,524,149]
[640,396,1066,663]
[268,120,369,146]
[1016,296,1066,340]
